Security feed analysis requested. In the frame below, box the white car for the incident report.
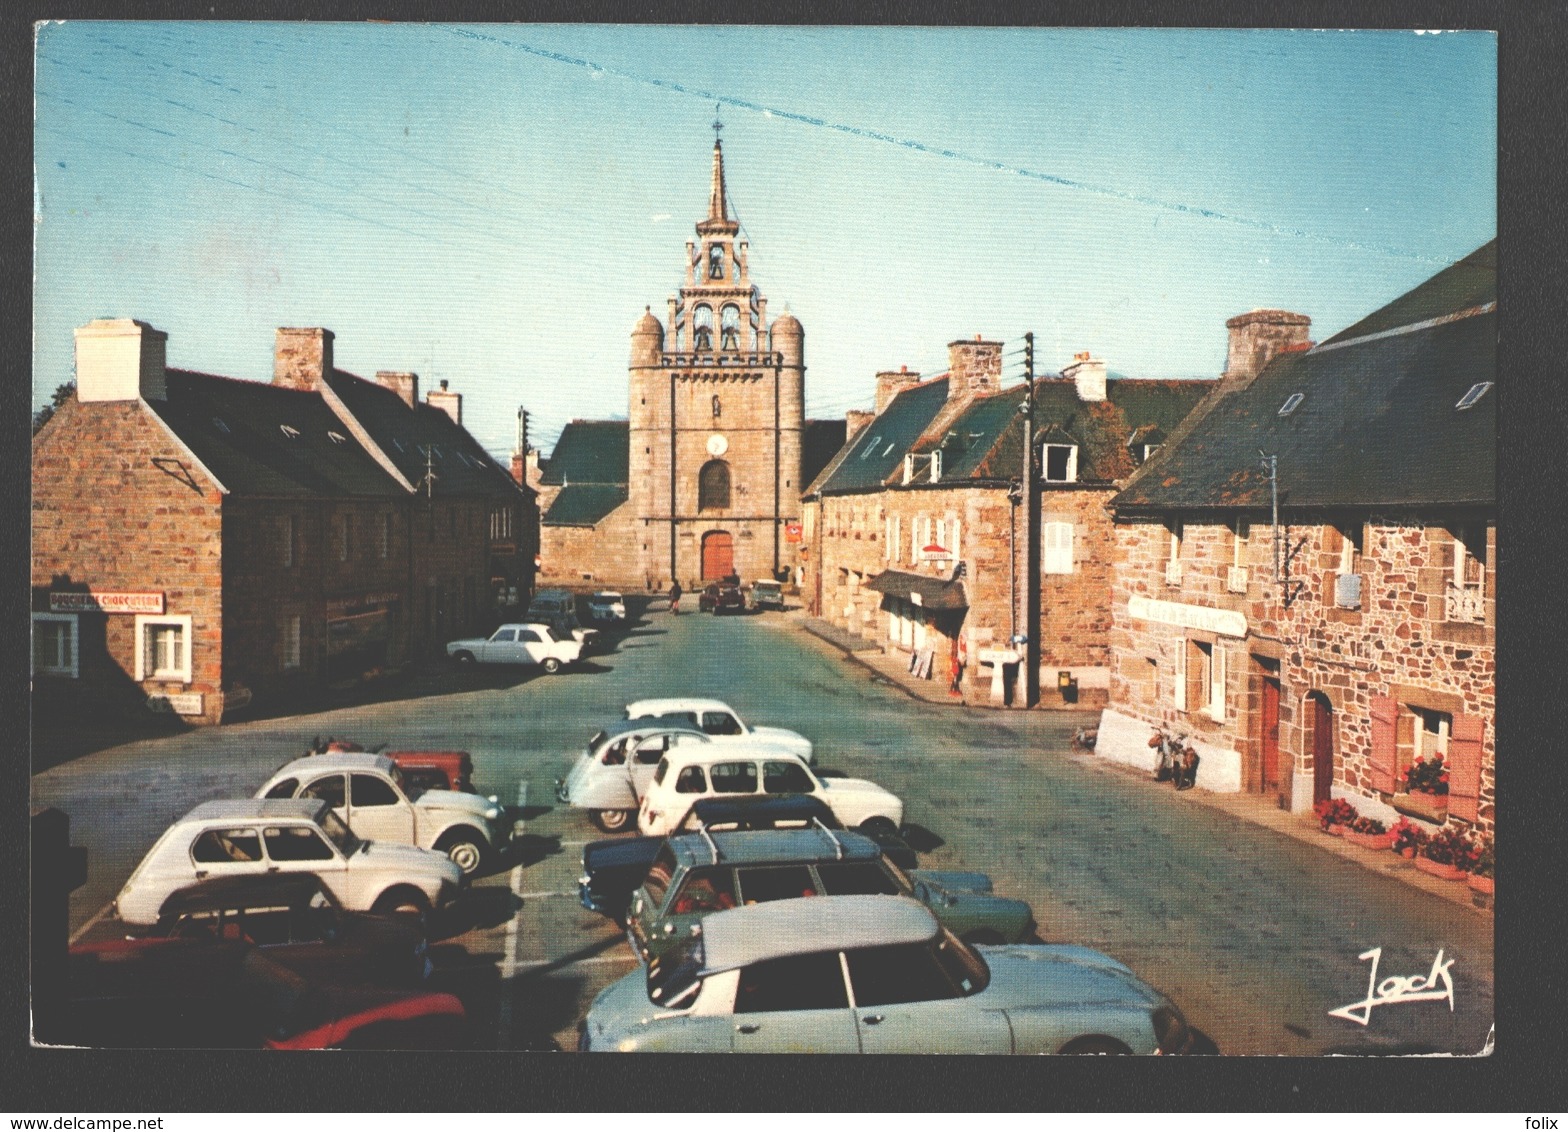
[555,718,710,832]
[257,752,509,876]
[115,799,463,927]
[637,743,903,838]
[624,698,814,765]
[445,622,582,673]
[587,591,627,622]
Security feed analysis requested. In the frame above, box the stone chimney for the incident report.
[74,318,167,402]
[1062,351,1107,402]
[846,409,874,436]
[1223,310,1312,385]
[874,366,921,414]
[273,327,333,391]
[426,378,462,426]
[376,371,419,409]
[946,335,1002,404]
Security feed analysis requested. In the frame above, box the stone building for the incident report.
[802,337,1212,705]
[1095,242,1495,834]
[534,137,842,590]
[32,319,531,725]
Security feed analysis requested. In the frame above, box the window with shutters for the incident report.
[1447,525,1487,623]
[1042,521,1074,574]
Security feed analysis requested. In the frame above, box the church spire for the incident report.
[708,108,728,223]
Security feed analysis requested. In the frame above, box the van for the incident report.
[525,588,598,651]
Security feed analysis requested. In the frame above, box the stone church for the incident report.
[532,136,844,591]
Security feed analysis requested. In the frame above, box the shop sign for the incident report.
[147,692,203,715]
[325,591,401,617]
[1128,595,1246,638]
[919,543,951,562]
[50,590,164,614]
[785,523,802,544]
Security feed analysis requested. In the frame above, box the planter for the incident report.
[1399,847,1417,859]
[1345,830,1395,851]
[1467,873,1494,895]
[1322,823,1346,837]
[1392,790,1448,824]
[1413,856,1468,881]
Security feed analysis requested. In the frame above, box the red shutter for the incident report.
[1368,696,1399,793]
[1447,714,1485,822]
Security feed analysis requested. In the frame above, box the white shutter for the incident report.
[1210,645,1226,721]
[1043,522,1074,574]
[952,518,962,562]
[1173,640,1188,711]
[910,518,918,565]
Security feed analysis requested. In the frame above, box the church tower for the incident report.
[628,130,805,588]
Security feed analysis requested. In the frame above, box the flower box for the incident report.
[1467,872,1494,895]
[1413,855,1468,881]
[1323,823,1346,837]
[1392,790,1448,824]
[1345,830,1395,851]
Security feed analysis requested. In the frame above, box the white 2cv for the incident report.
[257,751,510,875]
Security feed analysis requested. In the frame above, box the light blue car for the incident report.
[580,895,1194,1055]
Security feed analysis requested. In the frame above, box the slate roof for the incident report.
[809,378,951,494]
[539,420,629,487]
[324,370,525,499]
[865,570,969,611]
[150,371,408,498]
[814,373,1213,496]
[1114,243,1496,512]
[801,419,849,488]
[544,484,629,527]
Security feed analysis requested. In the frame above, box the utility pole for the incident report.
[1021,332,1040,708]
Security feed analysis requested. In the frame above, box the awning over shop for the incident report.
[866,570,968,611]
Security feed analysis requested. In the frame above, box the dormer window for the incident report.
[929,450,942,483]
[1143,444,1161,462]
[903,453,916,485]
[1279,393,1305,416]
[1042,443,1078,483]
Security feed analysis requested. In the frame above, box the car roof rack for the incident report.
[811,817,845,860]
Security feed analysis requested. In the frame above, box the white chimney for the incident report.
[426,379,462,426]
[1063,352,1107,402]
[74,318,167,402]
[376,371,419,409]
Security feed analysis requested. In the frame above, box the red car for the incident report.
[49,938,468,1050]
[697,582,746,615]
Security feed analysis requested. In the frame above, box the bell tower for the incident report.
[628,122,804,589]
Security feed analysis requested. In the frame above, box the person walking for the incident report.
[668,580,683,615]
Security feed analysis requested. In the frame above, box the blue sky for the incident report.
[33,24,1496,460]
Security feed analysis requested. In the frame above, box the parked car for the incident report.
[748,579,786,612]
[49,937,467,1049]
[444,622,582,673]
[555,718,710,832]
[624,697,814,764]
[114,799,462,927]
[636,743,902,838]
[580,896,1193,1054]
[141,873,432,985]
[624,827,1036,964]
[578,795,921,921]
[587,591,627,622]
[525,587,600,651]
[307,737,477,794]
[257,751,510,876]
[698,582,746,614]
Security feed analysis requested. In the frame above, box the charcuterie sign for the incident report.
[50,590,164,614]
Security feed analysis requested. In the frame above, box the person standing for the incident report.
[668,580,683,615]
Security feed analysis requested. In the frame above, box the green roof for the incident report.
[543,483,629,526]
[1320,240,1495,346]
[541,420,629,486]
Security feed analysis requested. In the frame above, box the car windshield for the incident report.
[933,927,991,996]
[317,810,361,856]
[646,932,705,1010]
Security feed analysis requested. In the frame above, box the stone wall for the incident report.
[1105,512,1495,831]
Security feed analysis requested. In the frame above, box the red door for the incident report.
[1312,696,1335,806]
[1260,674,1282,794]
[701,531,734,580]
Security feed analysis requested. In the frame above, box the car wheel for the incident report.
[858,816,902,840]
[590,808,634,833]
[372,887,432,917]
[438,830,486,876]
[542,656,563,674]
[961,929,1006,946]
[452,651,475,667]
[1059,1036,1133,1056]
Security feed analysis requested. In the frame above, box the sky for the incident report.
[32,24,1496,462]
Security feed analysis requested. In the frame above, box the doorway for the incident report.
[1309,693,1335,806]
[701,530,734,580]
[1259,666,1282,795]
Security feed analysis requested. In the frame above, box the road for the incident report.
[32,598,1495,1054]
